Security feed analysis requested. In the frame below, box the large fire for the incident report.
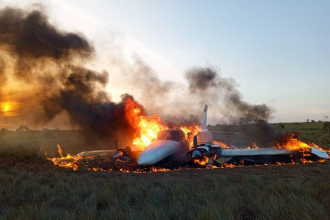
[124,97,199,150]
[45,98,328,172]
[124,98,167,149]
[276,133,311,151]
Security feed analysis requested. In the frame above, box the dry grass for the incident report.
[0,125,329,220]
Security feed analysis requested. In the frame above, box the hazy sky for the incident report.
[2,0,330,122]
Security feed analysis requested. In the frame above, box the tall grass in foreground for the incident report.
[0,144,329,220]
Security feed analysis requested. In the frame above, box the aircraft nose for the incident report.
[137,151,158,165]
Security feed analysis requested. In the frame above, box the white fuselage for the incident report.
[137,140,181,165]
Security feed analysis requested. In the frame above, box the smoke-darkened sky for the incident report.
[0,0,329,124]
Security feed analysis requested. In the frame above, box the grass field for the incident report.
[273,122,330,147]
[0,122,329,219]
[208,121,330,148]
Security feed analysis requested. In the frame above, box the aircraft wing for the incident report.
[311,147,329,159]
[221,147,329,159]
[76,150,116,157]
[221,148,294,156]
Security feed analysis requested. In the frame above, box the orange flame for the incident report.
[131,114,167,148]
[45,145,80,171]
[45,99,329,172]
[212,141,236,149]
[276,134,311,151]
[125,98,167,149]
[124,97,200,150]
[45,98,202,172]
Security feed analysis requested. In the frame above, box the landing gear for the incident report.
[188,144,223,167]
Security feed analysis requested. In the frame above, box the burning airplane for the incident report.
[0,6,324,172]
[113,105,329,166]
[46,104,329,172]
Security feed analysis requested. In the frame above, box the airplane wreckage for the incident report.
[47,105,329,172]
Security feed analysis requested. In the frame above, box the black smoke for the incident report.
[0,6,141,144]
[0,5,275,146]
[0,8,93,80]
[114,55,273,126]
[185,67,273,123]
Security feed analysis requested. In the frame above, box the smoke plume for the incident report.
[0,6,274,146]
[184,67,273,124]
[0,6,142,144]
[117,59,273,125]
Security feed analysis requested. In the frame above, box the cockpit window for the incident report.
[156,130,185,142]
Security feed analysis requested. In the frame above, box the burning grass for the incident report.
[0,124,330,219]
[42,101,330,172]
[44,132,329,173]
[0,146,330,220]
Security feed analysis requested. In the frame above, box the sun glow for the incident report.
[1,102,18,117]
[3,103,10,112]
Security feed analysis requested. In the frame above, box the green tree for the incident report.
[16,125,30,131]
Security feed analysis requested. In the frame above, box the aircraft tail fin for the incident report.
[200,105,208,131]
